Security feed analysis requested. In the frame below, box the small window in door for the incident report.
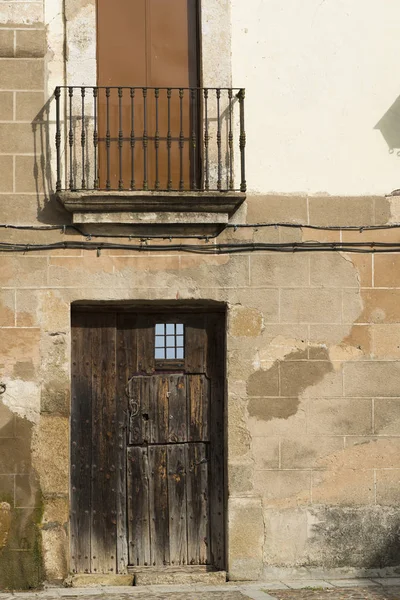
[155,323,185,360]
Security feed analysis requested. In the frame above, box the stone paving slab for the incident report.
[268,586,400,600]
[284,582,335,590]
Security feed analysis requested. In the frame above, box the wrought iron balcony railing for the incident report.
[55,86,246,194]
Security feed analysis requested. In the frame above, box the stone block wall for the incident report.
[1,1,400,589]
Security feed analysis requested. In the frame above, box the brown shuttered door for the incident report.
[71,310,225,574]
[96,0,199,190]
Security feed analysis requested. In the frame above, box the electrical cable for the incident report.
[1,221,400,240]
[1,240,400,253]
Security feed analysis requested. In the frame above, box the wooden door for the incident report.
[96,0,200,190]
[71,310,225,575]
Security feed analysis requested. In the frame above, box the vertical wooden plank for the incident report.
[168,375,187,443]
[184,316,207,374]
[128,377,142,445]
[167,444,187,565]
[207,313,226,570]
[91,314,118,575]
[127,446,151,566]
[137,315,155,374]
[71,315,92,574]
[116,313,137,574]
[148,444,170,566]
[186,443,210,565]
[140,376,152,443]
[153,376,169,444]
[187,374,209,442]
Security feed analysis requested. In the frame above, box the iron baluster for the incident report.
[55,86,61,192]
[238,88,246,193]
[118,87,123,190]
[106,87,111,189]
[81,87,86,189]
[216,88,221,191]
[167,88,172,190]
[191,88,197,190]
[93,87,98,189]
[143,87,148,190]
[130,88,135,190]
[68,87,74,191]
[155,88,160,190]
[179,88,184,191]
[228,88,234,191]
[204,88,209,191]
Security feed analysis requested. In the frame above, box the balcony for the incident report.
[55,86,246,232]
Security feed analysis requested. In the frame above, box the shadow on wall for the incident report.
[31,95,71,225]
[375,95,400,154]
[0,402,44,590]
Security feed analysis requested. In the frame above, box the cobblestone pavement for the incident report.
[2,580,400,600]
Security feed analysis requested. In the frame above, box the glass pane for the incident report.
[155,336,164,348]
[155,323,165,335]
[176,324,184,335]
[176,347,184,359]
[155,348,165,359]
[166,347,176,359]
[166,323,175,335]
[176,335,184,347]
[166,336,175,347]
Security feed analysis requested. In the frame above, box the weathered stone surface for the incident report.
[32,415,69,494]
[228,498,264,580]
[310,253,359,288]
[308,197,375,226]
[264,506,400,570]
[280,436,344,469]
[280,289,342,324]
[0,155,13,192]
[0,90,13,119]
[134,569,226,586]
[307,398,372,435]
[374,398,400,435]
[0,122,37,153]
[230,306,263,337]
[355,289,400,324]
[229,463,254,495]
[376,469,400,505]
[0,59,44,90]
[0,502,11,548]
[15,155,45,193]
[247,364,280,396]
[16,90,44,120]
[42,526,68,582]
[344,362,400,397]
[16,29,46,57]
[372,324,400,358]
[0,256,47,287]
[0,29,14,57]
[254,470,311,506]
[0,3,44,25]
[312,469,374,505]
[247,195,308,224]
[250,254,309,287]
[251,436,280,470]
[69,574,134,587]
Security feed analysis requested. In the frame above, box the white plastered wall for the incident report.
[231,0,400,196]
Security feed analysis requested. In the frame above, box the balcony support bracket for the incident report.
[57,190,246,235]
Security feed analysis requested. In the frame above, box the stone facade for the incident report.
[1,0,400,591]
